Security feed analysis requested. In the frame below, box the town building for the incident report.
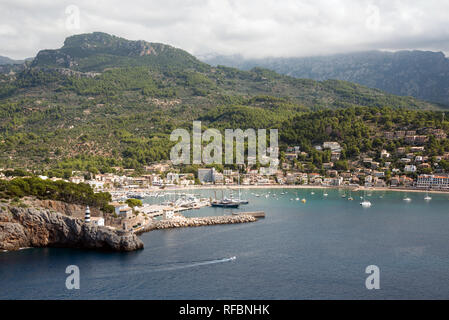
[416,174,449,190]
[198,168,217,183]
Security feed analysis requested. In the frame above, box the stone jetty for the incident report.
[136,215,257,234]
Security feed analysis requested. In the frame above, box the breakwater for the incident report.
[136,215,257,234]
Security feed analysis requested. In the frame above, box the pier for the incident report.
[135,214,258,234]
[233,211,265,218]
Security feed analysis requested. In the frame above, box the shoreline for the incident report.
[158,184,449,195]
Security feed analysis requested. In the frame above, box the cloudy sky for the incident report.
[1,0,449,60]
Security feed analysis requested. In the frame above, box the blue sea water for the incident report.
[1,188,449,300]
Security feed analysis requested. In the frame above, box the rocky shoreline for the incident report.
[0,206,143,252]
[0,203,259,252]
[136,215,257,234]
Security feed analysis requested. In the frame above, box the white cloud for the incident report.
[1,0,449,59]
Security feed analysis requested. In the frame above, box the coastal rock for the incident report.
[0,206,143,252]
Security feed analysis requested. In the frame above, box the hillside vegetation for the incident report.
[0,32,445,173]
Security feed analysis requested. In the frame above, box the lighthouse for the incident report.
[85,206,91,223]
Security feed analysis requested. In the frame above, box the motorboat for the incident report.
[360,200,372,207]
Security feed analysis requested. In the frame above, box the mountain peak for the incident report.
[62,32,166,56]
[63,32,119,48]
[31,32,204,72]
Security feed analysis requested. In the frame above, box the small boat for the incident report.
[360,190,371,207]
[360,200,372,207]
[424,195,432,201]
[403,197,412,202]
[311,192,315,195]
[323,193,328,197]
[295,197,300,201]
[348,197,354,201]
[341,194,346,198]
[211,198,240,208]
[301,198,306,203]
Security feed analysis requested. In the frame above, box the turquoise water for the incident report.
[1,188,449,299]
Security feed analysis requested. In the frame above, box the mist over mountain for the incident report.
[0,55,26,65]
[201,50,449,105]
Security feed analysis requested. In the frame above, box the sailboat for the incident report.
[424,189,432,201]
[211,189,240,208]
[403,195,412,202]
[360,190,371,207]
[237,175,249,204]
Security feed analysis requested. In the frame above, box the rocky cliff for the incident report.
[0,206,143,252]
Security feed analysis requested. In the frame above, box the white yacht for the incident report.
[360,200,372,207]
[360,190,371,207]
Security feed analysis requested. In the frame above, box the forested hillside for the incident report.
[0,33,445,174]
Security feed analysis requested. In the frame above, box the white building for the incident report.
[163,210,175,220]
[416,174,449,189]
[323,142,342,152]
[404,165,417,173]
[87,180,105,191]
[166,172,179,184]
[198,168,216,183]
[259,166,277,176]
[91,217,105,226]
[381,150,391,158]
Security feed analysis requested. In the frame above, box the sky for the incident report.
[1,0,449,60]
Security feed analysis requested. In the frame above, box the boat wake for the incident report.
[152,256,237,272]
[88,257,237,281]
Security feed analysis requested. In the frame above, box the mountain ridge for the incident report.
[201,50,449,105]
[0,32,445,171]
[31,32,207,72]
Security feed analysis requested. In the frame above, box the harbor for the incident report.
[5,187,449,299]
[109,188,254,233]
